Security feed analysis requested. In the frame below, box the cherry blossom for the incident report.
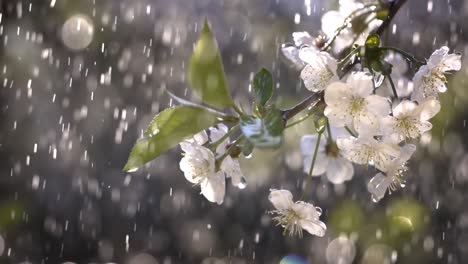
[381,98,441,143]
[268,189,326,237]
[179,136,225,204]
[367,144,416,202]
[412,46,462,102]
[324,72,390,133]
[299,47,338,91]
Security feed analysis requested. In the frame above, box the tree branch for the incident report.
[281,91,323,121]
[375,0,408,36]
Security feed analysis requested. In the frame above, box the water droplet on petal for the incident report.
[315,206,323,216]
[238,177,248,189]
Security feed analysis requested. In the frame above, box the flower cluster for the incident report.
[126,0,462,240]
[273,0,461,237]
[294,47,460,202]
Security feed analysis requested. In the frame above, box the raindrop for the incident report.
[61,14,94,50]
[326,235,356,264]
[238,177,248,189]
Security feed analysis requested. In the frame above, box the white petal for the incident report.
[209,125,230,154]
[201,171,226,205]
[367,173,392,202]
[268,189,294,210]
[292,201,319,220]
[300,134,325,155]
[440,53,462,72]
[298,47,320,65]
[300,219,327,237]
[326,157,354,184]
[353,111,379,135]
[220,156,244,187]
[380,116,397,139]
[365,95,390,117]
[179,156,202,184]
[292,31,315,47]
[324,81,350,104]
[193,131,209,145]
[398,144,416,164]
[281,45,304,68]
[419,98,441,120]
[347,72,373,97]
[321,11,343,37]
[324,106,349,128]
[300,64,329,92]
[392,100,418,118]
[303,152,328,176]
[427,46,449,66]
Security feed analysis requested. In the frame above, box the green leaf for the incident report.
[124,105,222,172]
[188,18,233,109]
[240,108,284,149]
[253,68,273,106]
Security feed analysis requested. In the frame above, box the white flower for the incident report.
[299,47,338,91]
[179,137,225,204]
[268,189,326,237]
[367,144,416,202]
[381,98,441,143]
[281,31,316,69]
[209,124,245,188]
[324,72,390,133]
[300,133,354,184]
[412,46,462,102]
[321,0,382,52]
[337,133,401,172]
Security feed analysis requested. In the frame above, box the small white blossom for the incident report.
[209,124,245,188]
[367,144,416,202]
[321,0,382,52]
[324,72,390,133]
[337,133,401,172]
[301,133,354,184]
[299,47,338,91]
[268,189,326,237]
[179,135,225,204]
[381,98,441,143]
[412,46,462,102]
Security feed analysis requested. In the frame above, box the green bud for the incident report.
[365,34,381,49]
[315,117,327,134]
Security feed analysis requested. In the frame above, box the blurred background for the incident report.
[1,0,468,263]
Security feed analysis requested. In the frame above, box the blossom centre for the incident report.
[348,97,365,116]
[271,208,304,237]
[325,142,340,158]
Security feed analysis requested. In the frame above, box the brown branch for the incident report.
[281,91,323,121]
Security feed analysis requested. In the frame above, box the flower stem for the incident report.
[345,125,357,138]
[208,124,240,151]
[326,119,333,143]
[380,46,425,68]
[386,74,399,99]
[300,131,323,201]
[231,104,244,117]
